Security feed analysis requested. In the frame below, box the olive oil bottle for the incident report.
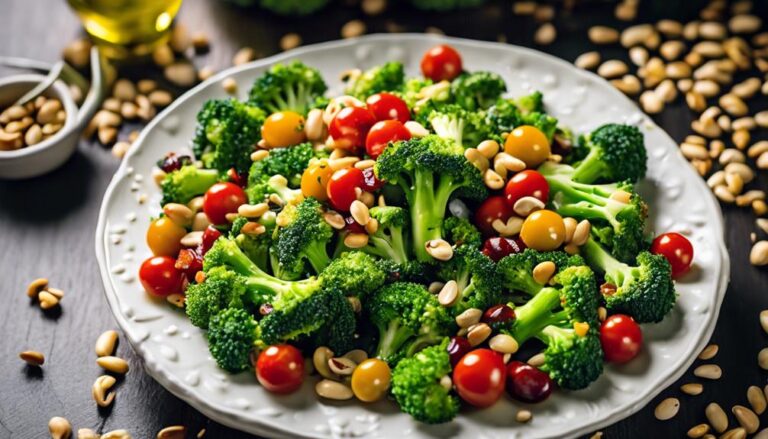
[67,0,183,59]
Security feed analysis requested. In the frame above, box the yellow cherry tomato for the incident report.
[146,217,187,256]
[351,358,391,402]
[504,125,551,168]
[520,209,566,251]
[301,160,334,201]
[261,111,307,148]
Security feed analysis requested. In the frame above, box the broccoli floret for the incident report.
[193,99,266,173]
[207,307,258,373]
[160,165,220,205]
[273,197,333,275]
[427,104,491,149]
[230,215,275,271]
[375,135,487,261]
[345,62,405,99]
[512,91,545,114]
[248,143,315,188]
[391,338,459,424]
[320,251,389,298]
[497,249,587,296]
[258,0,329,15]
[245,174,303,205]
[537,325,604,391]
[538,162,647,261]
[581,238,675,323]
[397,78,451,118]
[451,71,507,111]
[352,206,410,264]
[186,266,247,329]
[248,61,327,115]
[568,124,647,184]
[436,246,501,315]
[442,216,482,249]
[365,282,454,365]
[410,0,486,10]
[486,96,558,140]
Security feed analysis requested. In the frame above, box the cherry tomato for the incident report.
[201,225,223,254]
[261,111,306,148]
[453,349,505,408]
[351,358,391,402]
[361,167,385,192]
[203,182,247,225]
[420,44,463,82]
[475,195,515,237]
[226,168,248,187]
[256,344,305,394]
[482,304,516,331]
[146,217,186,257]
[506,361,553,403]
[447,336,472,367]
[365,120,411,159]
[505,170,550,207]
[520,209,565,251]
[651,232,694,278]
[481,237,526,262]
[504,126,551,168]
[366,92,410,123]
[301,159,334,201]
[139,256,185,297]
[175,248,203,280]
[329,106,377,153]
[600,314,643,364]
[327,167,364,212]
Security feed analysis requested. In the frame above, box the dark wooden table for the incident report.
[1,1,767,438]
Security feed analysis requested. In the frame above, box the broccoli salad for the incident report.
[138,44,694,424]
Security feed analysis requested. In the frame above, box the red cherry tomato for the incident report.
[226,168,248,187]
[506,361,553,403]
[447,336,472,368]
[475,195,515,237]
[327,167,365,212]
[600,314,643,364]
[139,256,185,297]
[329,106,377,153]
[504,170,550,207]
[482,304,516,331]
[256,344,305,394]
[366,92,411,123]
[651,232,694,278]
[203,182,247,225]
[361,167,385,192]
[420,44,463,82]
[481,237,526,262]
[201,226,223,254]
[453,349,505,408]
[365,120,411,159]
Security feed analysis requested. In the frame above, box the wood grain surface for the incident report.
[0,1,766,438]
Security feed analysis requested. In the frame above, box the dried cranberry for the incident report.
[482,304,516,330]
[344,215,366,234]
[506,361,553,403]
[361,167,384,192]
[201,226,223,254]
[481,237,525,262]
[600,282,618,297]
[175,248,203,281]
[227,168,248,187]
[157,153,192,173]
[447,336,472,367]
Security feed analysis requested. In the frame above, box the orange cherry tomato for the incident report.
[262,111,306,148]
[300,159,334,201]
[146,217,186,256]
[504,125,551,168]
[351,358,391,402]
[519,209,565,251]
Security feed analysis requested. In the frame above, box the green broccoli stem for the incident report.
[570,147,610,184]
[404,332,445,358]
[367,235,409,264]
[411,169,463,262]
[536,324,573,346]
[377,320,415,361]
[305,241,331,273]
[511,287,568,343]
[581,238,629,284]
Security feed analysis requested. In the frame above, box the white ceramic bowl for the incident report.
[95,34,729,438]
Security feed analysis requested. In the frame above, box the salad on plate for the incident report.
[137,43,694,424]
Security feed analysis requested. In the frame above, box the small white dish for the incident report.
[95,34,729,438]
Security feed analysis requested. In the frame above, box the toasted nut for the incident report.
[477,140,500,159]
[323,211,345,230]
[758,152,768,170]
[621,24,656,48]
[180,231,203,247]
[465,148,490,173]
[751,242,768,266]
[97,356,130,374]
[589,26,620,44]
[516,409,533,423]
[492,217,524,237]
[533,261,556,285]
[329,157,359,171]
[726,172,744,195]
[467,323,492,347]
[313,347,336,379]
[438,280,459,306]
[756,112,768,128]
[495,153,526,172]
[660,40,686,61]
[686,91,707,112]
[350,200,370,226]
[654,397,680,421]
[344,233,369,249]
[316,379,354,400]
[92,375,117,407]
[563,217,577,243]
[425,239,453,261]
[404,120,429,138]
[157,426,186,439]
[681,383,704,395]
[222,77,238,95]
[489,333,519,354]
[610,190,632,204]
[693,79,720,97]
[720,148,745,165]
[20,350,45,366]
[699,21,727,39]
[628,47,649,66]
[27,277,49,298]
[38,290,60,310]
[163,203,194,226]
[640,90,664,114]
[328,357,357,376]
[575,52,601,70]
[729,14,762,33]
[100,430,132,439]
[748,386,767,415]
[455,308,482,328]
[762,310,768,334]
[483,169,504,190]
[707,402,729,433]
[78,428,100,439]
[304,109,325,141]
[698,344,719,360]
[572,220,591,246]
[598,60,629,78]
[49,417,72,439]
[733,78,762,99]
[720,94,749,117]
[687,424,710,438]
[691,118,721,138]
[513,196,545,217]
[37,99,62,124]
[238,203,269,218]
[714,185,736,203]
[725,162,754,183]
[95,330,119,357]
[733,129,750,149]
[364,217,379,235]
[342,349,368,365]
[733,405,759,433]
[164,62,197,87]
[611,75,641,96]
[737,190,766,207]
[720,428,747,439]
[534,23,556,45]
[678,79,693,93]
[694,364,722,379]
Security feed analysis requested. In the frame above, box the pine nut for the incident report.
[756,428,768,439]
[729,14,762,33]
[329,157,359,171]
[316,379,354,400]
[575,52,601,70]
[467,323,492,347]
[465,148,489,173]
[589,26,620,44]
[758,219,768,234]
[534,23,556,45]
[686,91,707,112]
[93,375,117,407]
[754,200,768,216]
[425,239,453,261]
[78,428,100,439]
[598,306,607,322]
[49,417,72,439]
[681,143,709,160]
[692,118,721,138]
[720,149,745,165]
[693,79,720,97]
[163,203,194,226]
[707,402,729,433]
[192,212,210,231]
[749,386,767,415]
[477,140,500,159]
[720,94,749,117]
[758,153,768,170]
[342,349,368,365]
[180,231,203,247]
[492,217,524,237]
[732,78,762,99]
[681,383,704,395]
[27,277,48,298]
[438,280,459,306]
[489,334,519,354]
[354,159,376,170]
[694,364,722,379]
[222,77,238,95]
[513,196,545,217]
[640,90,664,114]
[726,172,744,195]
[657,19,683,37]
[725,162,754,183]
[571,220,591,246]
[629,47,649,66]
[38,290,60,310]
[610,190,632,204]
[95,330,119,357]
[101,430,132,439]
[164,62,197,87]
[678,79,693,93]
[733,405,759,433]
[688,424,710,438]
[733,129,750,150]
[328,357,356,375]
[455,308,482,328]
[660,40,686,61]
[157,425,186,439]
[598,60,629,79]
[760,311,768,334]
[698,344,719,360]
[349,200,370,226]
[20,350,45,366]
[751,242,768,266]
[313,347,336,379]
[323,211,345,229]
[655,397,680,420]
[756,112,768,128]
[533,261,556,285]
[700,21,727,39]
[364,217,379,235]
[344,233,369,249]
[495,153,526,172]
[304,109,325,141]
[563,217,577,243]
[238,203,268,219]
[516,409,532,423]
[97,356,130,374]
[483,169,504,190]
[611,75,641,96]
[404,121,429,138]
[721,428,747,439]
[621,24,655,48]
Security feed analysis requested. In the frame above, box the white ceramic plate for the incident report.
[96,34,729,439]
